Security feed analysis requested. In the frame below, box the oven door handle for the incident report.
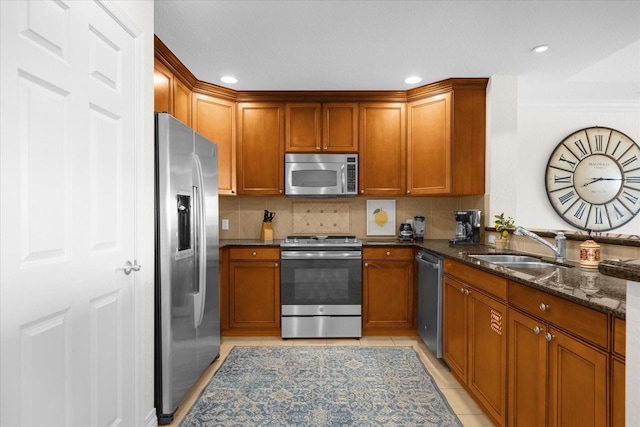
[281,251,362,260]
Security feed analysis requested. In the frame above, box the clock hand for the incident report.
[583,177,623,187]
[582,177,603,187]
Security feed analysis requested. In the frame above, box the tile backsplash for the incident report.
[219,194,489,241]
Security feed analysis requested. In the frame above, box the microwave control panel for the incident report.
[346,157,357,193]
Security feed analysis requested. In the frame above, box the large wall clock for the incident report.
[545,126,640,231]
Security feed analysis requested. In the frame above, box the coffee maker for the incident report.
[449,209,481,245]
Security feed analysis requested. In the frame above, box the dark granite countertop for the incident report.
[599,259,640,282]
[405,239,626,319]
[220,238,627,319]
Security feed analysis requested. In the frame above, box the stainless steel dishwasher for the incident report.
[416,249,444,359]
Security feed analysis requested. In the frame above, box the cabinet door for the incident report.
[237,103,284,195]
[362,259,414,331]
[229,261,280,328]
[193,93,236,195]
[443,275,468,382]
[611,357,625,427]
[323,103,358,152]
[285,103,321,152]
[154,58,172,114]
[173,78,192,126]
[468,290,507,426]
[508,308,547,427]
[547,327,608,427]
[359,103,406,195]
[407,93,451,194]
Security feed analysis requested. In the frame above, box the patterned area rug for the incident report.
[180,346,462,427]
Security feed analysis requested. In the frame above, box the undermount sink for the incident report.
[469,254,567,269]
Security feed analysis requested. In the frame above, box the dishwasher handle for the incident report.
[416,250,442,269]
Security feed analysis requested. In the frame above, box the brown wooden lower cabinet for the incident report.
[508,280,613,427]
[443,272,507,427]
[362,247,415,335]
[221,247,280,336]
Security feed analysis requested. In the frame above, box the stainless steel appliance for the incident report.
[413,216,426,241]
[416,250,444,359]
[284,153,358,197]
[280,235,362,338]
[449,209,481,245]
[398,223,413,241]
[154,113,220,424]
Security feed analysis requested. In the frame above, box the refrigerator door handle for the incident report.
[191,153,207,329]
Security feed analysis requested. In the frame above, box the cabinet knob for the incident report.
[274,262,278,267]
[539,303,550,312]
[407,190,411,194]
[252,251,257,257]
[386,251,391,256]
[465,289,470,295]
[279,189,283,194]
[545,332,555,342]
[316,147,321,151]
[533,326,543,334]
[364,262,369,267]
[360,190,364,194]
[460,288,465,294]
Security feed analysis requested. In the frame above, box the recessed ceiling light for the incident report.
[404,76,422,84]
[220,76,238,84]
[532,45,549,53]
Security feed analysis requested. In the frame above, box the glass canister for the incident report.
[412,216,425,240]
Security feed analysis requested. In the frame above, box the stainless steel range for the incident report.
[280,235,362,338]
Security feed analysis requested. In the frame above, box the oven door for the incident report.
[280,250,361,315]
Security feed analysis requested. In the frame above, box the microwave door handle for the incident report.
[341,167,346,195]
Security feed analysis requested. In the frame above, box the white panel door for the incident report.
[0,1,142,426]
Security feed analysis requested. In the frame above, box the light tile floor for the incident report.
[165,336,494,426]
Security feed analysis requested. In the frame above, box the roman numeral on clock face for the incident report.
[574,139,589,157]
[554,174,571,184]
[558,190,576,205]
[559,154,577,169]
[594,135,604,152]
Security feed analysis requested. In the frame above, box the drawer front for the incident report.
[508,281,608,349]
[444,259,507,301]
[230,247,280,260]
[613,317,626,358]
[363,247,413,260]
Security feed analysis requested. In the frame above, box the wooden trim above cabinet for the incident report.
[406,78,489,102]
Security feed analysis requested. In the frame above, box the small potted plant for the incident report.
[494,213,515,249]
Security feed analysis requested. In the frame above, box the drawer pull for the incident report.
[386,251,391,256]
[545,332,555,342]
[539,303,550,312]
[274,263,278,267]
[364,262,369,267]
[252,251,257,257]
[533,326,543,334]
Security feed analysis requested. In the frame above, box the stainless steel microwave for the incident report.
[284,153,358,197]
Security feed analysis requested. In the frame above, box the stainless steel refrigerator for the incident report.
[154,113,220,424]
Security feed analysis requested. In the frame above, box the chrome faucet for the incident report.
[513,226,566,263]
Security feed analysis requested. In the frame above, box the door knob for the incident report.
[122,260,141,275]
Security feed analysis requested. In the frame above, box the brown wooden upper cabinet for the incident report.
[153,58,192,126]
[407,79,487,195]
[359,103,406,195]
[237,103,285,195]
[285,103,358,153]
[192,93,236,195]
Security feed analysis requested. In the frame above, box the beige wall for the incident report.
[220,195,488,240]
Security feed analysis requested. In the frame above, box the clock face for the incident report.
[545,126,640,231]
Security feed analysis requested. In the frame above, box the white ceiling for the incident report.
[154,1,640,95]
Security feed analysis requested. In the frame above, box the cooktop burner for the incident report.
[280,235,361,248]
